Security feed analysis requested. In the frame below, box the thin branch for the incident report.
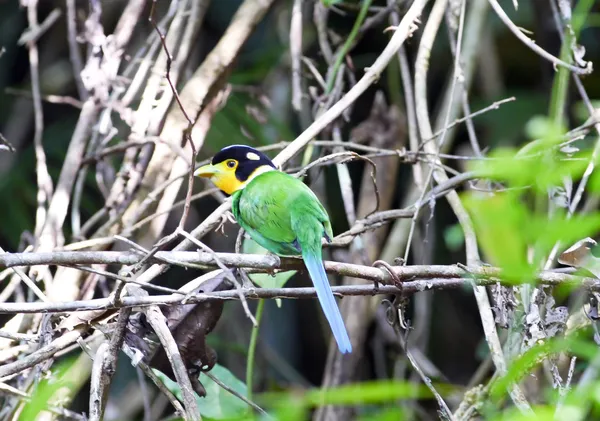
[413,0,532,413]
[25,0,55,246]
[0,246,48,302]
[170,0,427,250]
[177,228,258,326]
[89,308,132,421]
[0,328,84,378]
[290,0,303,111]
[66,0,87,99]
[488,0,592,75]
[126,285,201,421]
[0,265,594,315]
[18,8,61,45]
[272,0,429,168]
[397,324,455,420]
[204,372,270,417]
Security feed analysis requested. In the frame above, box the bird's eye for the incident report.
[226,160,236,168]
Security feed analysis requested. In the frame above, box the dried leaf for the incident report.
[544,295,568,338]
[125,273,231,398]
[548,186,569,209]
[491,283,516,329]
[558,237,597,269]
[524,303,545,349]
[150,274,229,396]
[586,292,600,321]
[57,308,114,332]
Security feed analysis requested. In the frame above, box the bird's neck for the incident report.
[237,165,275,190]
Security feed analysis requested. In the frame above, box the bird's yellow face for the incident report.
[194,145,276,195]
[194,158,242,195]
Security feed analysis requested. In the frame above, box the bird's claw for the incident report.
[216,211,236,234]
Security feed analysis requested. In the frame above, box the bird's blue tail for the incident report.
[303,249,352,354]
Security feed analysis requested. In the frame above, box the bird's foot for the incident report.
[216,211,236,234]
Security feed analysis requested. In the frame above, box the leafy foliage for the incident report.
[154,364,251,420]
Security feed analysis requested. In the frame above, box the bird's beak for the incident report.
[194,164,218,178]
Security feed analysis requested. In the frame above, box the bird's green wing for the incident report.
[232,171,331,255]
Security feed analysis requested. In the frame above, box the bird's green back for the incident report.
[232,171,333,256]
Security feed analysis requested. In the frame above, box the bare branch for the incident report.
[488,0,592,75]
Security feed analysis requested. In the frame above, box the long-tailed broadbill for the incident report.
[195,145,352,353]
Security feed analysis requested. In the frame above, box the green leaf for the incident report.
[589,169,600,194]
[464,190,600,283]
[199,364,251,419]
[321,0,343,6]
[470,147,590,193]
[154,364,252,420]
[524,115,566,148]
[532,212,600,263]
[463,192,533,282]
[242,237,296,307]
[261,380,435,408]
[357,407,408,421]
[488,336,597,406]
[444,223,464,252]
[21,354,90,419]
[573,100,600,124]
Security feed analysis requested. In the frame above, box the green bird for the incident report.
[195,145,352,353]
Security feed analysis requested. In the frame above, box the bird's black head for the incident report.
[195,145,276,194]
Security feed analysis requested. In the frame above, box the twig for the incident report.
[0,250,278,269]
[121,344,186,418]
[290,0,303,111]
[555,356,577,416]
[0,330,38,343]
[413,0,532,413]
[313,2,333,65]
[0,265,594,315]
[64,263,186,296]
[390,0,423,187]
[443,3,486,159]
[89,308,132,421]
[66,0,87,99]
[246,299,263,401]
[333,125,358,224]
[18,8,62,45]
[205,371,270,417]
[37,99,98,251]
[0,328,84,378]
[0,246,48,302]
[134,2,427,291]
[0,131,16,153]
[4,88,84,109]
[487,0,592,75]
[177,228,258,326]
[424,97,516,143]
[126,285,201,420]
[272,0,429,168]
[25,0,55,246]
[142,0,271,247]
[89,342,110,421]
[397,324,455,420]
[149,0,200,236]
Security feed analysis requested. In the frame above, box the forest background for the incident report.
[1,0,600,420]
